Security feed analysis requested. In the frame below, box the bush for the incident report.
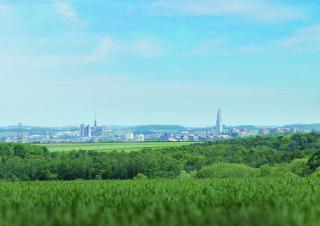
[195,163,260,179]
[178,170,196,180]
[134,173,148,180]
[259,164,297,178]
[286,159,311,176]
[307,150,320,172]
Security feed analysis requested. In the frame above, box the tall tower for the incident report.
[17,123,23,143]
[216,109,223,134]
[94,114,97,128]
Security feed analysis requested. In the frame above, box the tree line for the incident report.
[1,133,320,181]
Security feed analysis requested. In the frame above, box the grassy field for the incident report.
[44,141,197,152]
[1,178,320,226]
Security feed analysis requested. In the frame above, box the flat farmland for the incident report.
[44,141,198,152]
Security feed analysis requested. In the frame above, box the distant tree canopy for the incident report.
[0,133,320,181]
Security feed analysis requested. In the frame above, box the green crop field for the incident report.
[1,178,320,226]
[44,141,197,152]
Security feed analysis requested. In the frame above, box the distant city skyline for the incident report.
[1,119,317,144]
[0,0,319,126]
[1,120,319,129]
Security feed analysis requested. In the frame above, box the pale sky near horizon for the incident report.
[0,0,319,127]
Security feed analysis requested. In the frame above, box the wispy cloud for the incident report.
[0,35,166,70]
[279,24,320,53]
[187,39,264,57]
[53,1,85,27]
[86,37,166,62]
[151,0,305,22]
[0,4,7,12]
[187,39,226,56]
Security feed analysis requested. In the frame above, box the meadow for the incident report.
[1,178,320,226]
[44,141,196,152]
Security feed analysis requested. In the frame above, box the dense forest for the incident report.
[1,133,320,181]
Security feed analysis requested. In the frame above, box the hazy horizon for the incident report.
[1,0,319,126]
[0,121,319,129]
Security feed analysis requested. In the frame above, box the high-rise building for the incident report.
[125,132,134,141]
[84,125,92,138]
[80,124,92,140]
[216,109,223,134]
[92,115,98,138]
[80,124,85,139]
[94,114,97,128]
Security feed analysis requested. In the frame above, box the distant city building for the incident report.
[290,128,299,133]
[160,133,171,141]
[229,128,251,138]
[229,128,241,138]
[281,128,299,134]
[136,134,145,142]
[80,116,107,141]
[84,125,91,138]
[270,128,284,134]
[80,124,85,139]
[168,137,178,142]
[125,132,134,141]
[216,109,223,134]
[94,114,97,128]
[92,126,106,138]
[240,129,251,137]
[46,131,53,143]
[189,135,199,141]
[17,123,23,143]
[182,135,189,141]
[259,128,270,135]
[229,128,240,134]
[91,117,106,139]
[80,124,91,140]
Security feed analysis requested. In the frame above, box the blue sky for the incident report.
[0,0,319,127]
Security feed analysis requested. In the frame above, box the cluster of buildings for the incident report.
[78,118,146,142]
[79,117,107,141]
[258,127,298,135]
[214,109,300,138]
[124,133,145,142]
[1,110,308,144]
[226,127,300,138]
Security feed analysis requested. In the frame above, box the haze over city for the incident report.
[1,0,319,126]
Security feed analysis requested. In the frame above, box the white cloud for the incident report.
[279,24,320,53]
[0,35,166,71]
[151,0,305,22]
[189,24,320,56]
[53,1,84,27]
[86,37,166,61]
[0,4,7,12]
[187,39,264,56]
